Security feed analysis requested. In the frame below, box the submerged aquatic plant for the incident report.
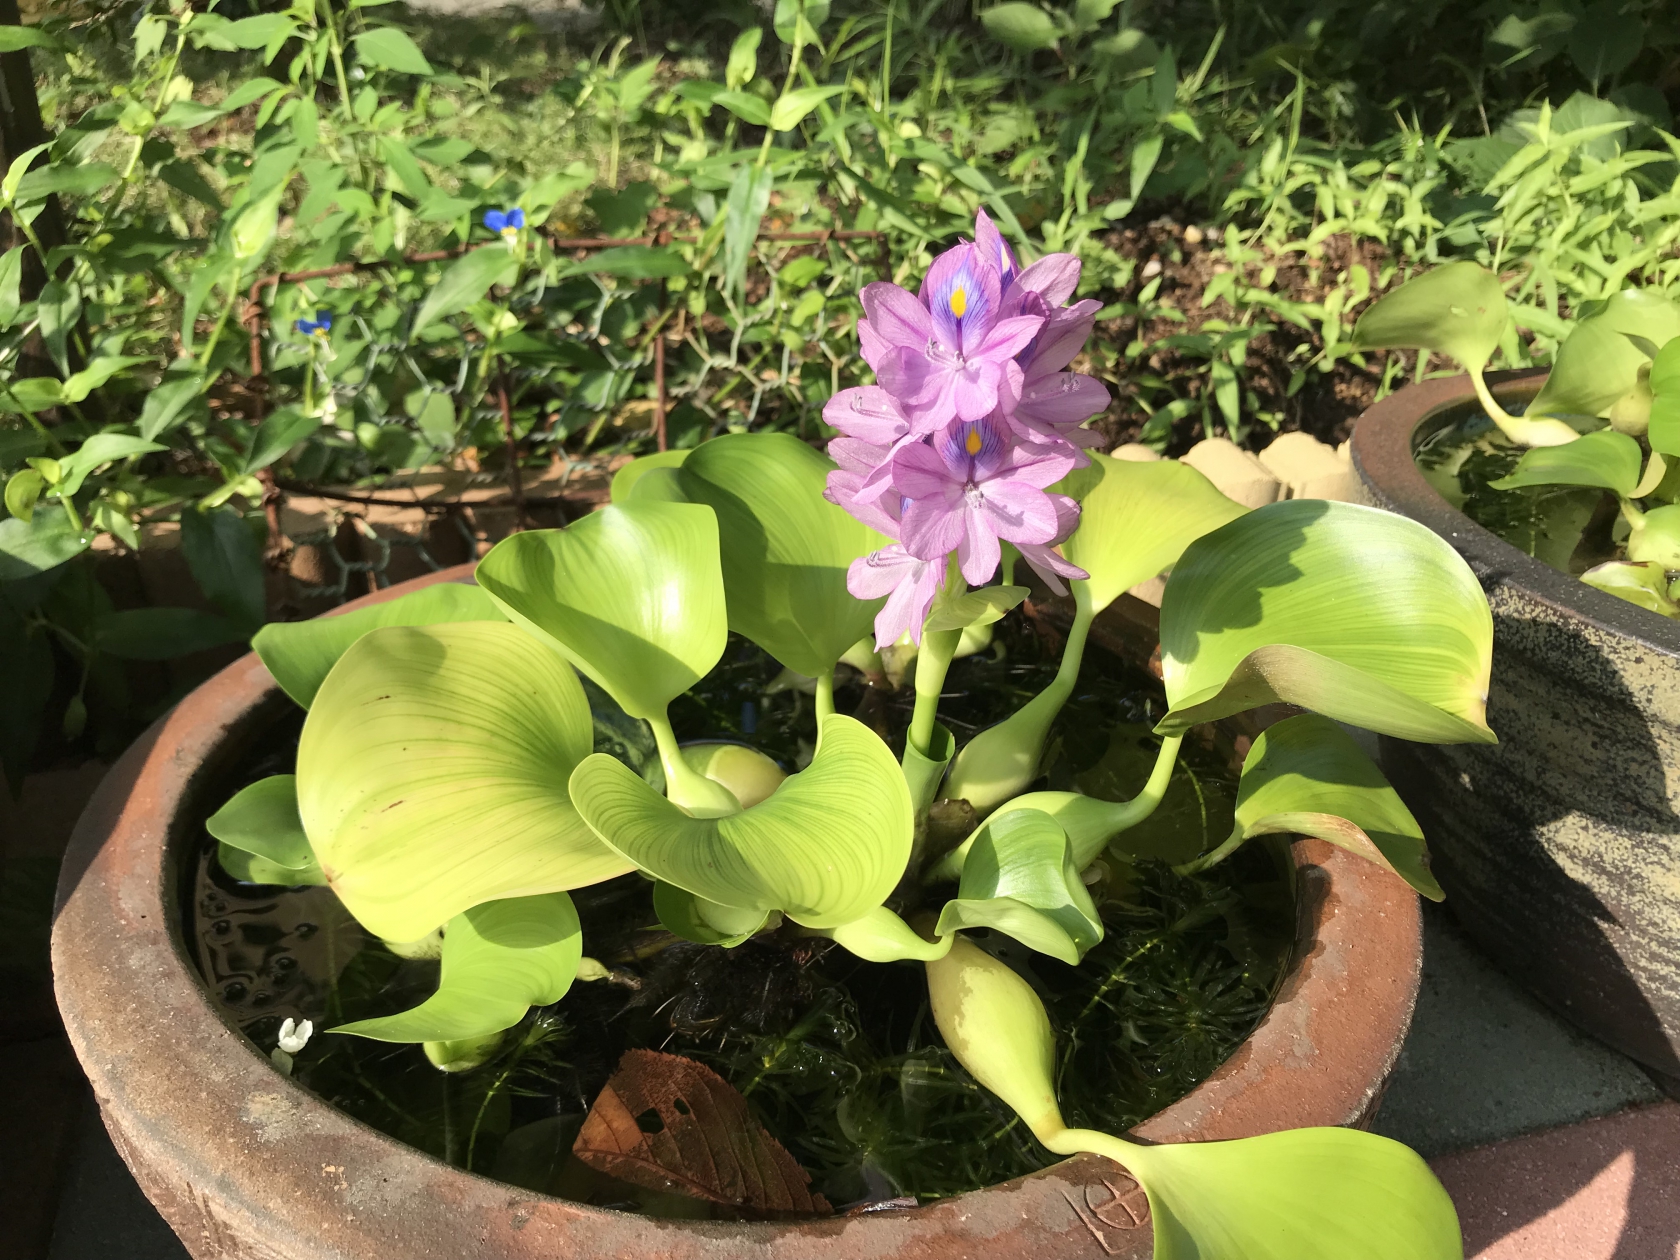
[213,209,1497,1257]
[1360,262,1680,618]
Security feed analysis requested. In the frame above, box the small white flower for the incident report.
[277,1017,314,1054]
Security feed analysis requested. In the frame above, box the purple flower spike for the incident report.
[973,208,1019,290]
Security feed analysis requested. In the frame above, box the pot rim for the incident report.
[1349,367,1680,661]
[52,565,1422,1260]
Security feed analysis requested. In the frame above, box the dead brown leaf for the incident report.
[572,1049,832,1219]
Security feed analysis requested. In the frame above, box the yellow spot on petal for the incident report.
[965,427,983,456]
[950,287,967,318]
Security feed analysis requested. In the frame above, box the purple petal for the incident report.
[857,317,891,370]
[922,243,1002,354]
[1015,372,1112,426]
[1014,253,1081,306]
[1021,300,1101,376]
[1014,541,1086,595]
[957,511,1002,586]
[1046,492,1081,543]
[975,314,1046,364]
[890,438,961,499]
[977,478,1062,543]
[876,554,945,647]
[901,496,969,561]
[824,386,912,444]
[1002,445,1080,489]
[828,436,890,474]
[848,545,919,598]
[876,345,947,406]
[861,283,934,350]
[973,208,1019,288]
[949,360,1003,423]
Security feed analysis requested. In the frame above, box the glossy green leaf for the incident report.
[254,581,503,708]
[298,622,631,941]
[1060,452,1247,612]
[934,808,1102,964]
[1581,560,1680,617]
[1488,428,1642,496]
[1531,290,1680,421]
[724,164,774,298]
[712,90,772,127]
[207,774,325,884]
[1627,503,1680,569]
[770,86,845,131]
[245,405,321,473]
[681,741,787,809]
[1230,715,1440,899]
[55,432,166,497]
[334,894,582,1043]
[563,245,689,280]
[610,449,691,502]
[1158,500,1495,744]
[476,503,727,721]
[0,24,63,51]
[411,246,519,337]
[569,714,912,928]
[1350,261,1507,372]
[1647,337,1680,455]
[4,468,41,521]
[679,433,887,677]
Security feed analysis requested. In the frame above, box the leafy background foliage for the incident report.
[0,0,1677,781]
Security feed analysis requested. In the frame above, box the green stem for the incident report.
[908,627,961,760]
[756,33,805,167]
[1467,363,1519,430]
[1469,363,1578,447]
[815,668,834,722]
[649,712,741,816]
[1172,818,1247,876]
[1620,496,1646,530]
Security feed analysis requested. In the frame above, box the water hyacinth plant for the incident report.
[1357,261,1680,617]
[213,210,1497,1257]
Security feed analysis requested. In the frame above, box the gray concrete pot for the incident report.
[1351,370,1680,1085]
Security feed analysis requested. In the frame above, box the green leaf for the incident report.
[980,3,1063,51]
[610,448,691,503]
[1117,1129,1462,1260]
[352,27,434,75]
[1157,500,1495,744]
[0,24,63,51]
[0,504,87,581]
[252,580,505,708]
[1581,560,1680,617]
[475,503,728,721]
[245,405,321,473]
[563,244,688,279]
[773,0,830,42]
[934,808,1102,964]
[1060,452,1247,612]
[221,76,287,112]
[37,278,79,374]
[924,584,1027,633]
[724,164,774,297]
[207,774,321,878]
[12,163,116,208]
[1073,0,1121,31]
[769,86,845,132]
[652,881,771,947]
[333,894,582,1043]
[60,356,149,405]
[298,622,630,941]
[92,607,247,659]
[822,905,953,962]
[411,246,519,337]
[569,714,912,928]
[138,371,207,440]
[725,26,762,88]
[4,469,43,522]
[0,245,25,328]
[1648,336,1680,455]
[678,433,887,677]
[1531,290,1680,422]
[213,14,298,50]
[1230,715,1441,899]
[1627,503,1680,569]
[55,432,164,497]
[156,100,225,130]
[712,90,772,127]
[1350,261,1507,373]
[180,507,264,630]
[1488,428,1642,496]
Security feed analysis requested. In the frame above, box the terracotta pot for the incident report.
[1351,370,1680,1085]
[54,565,1422,1260]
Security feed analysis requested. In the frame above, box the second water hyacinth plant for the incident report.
[213,210,1496,1257]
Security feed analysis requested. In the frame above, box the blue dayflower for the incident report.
[484,207,525,235]
[295,310,333,336]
